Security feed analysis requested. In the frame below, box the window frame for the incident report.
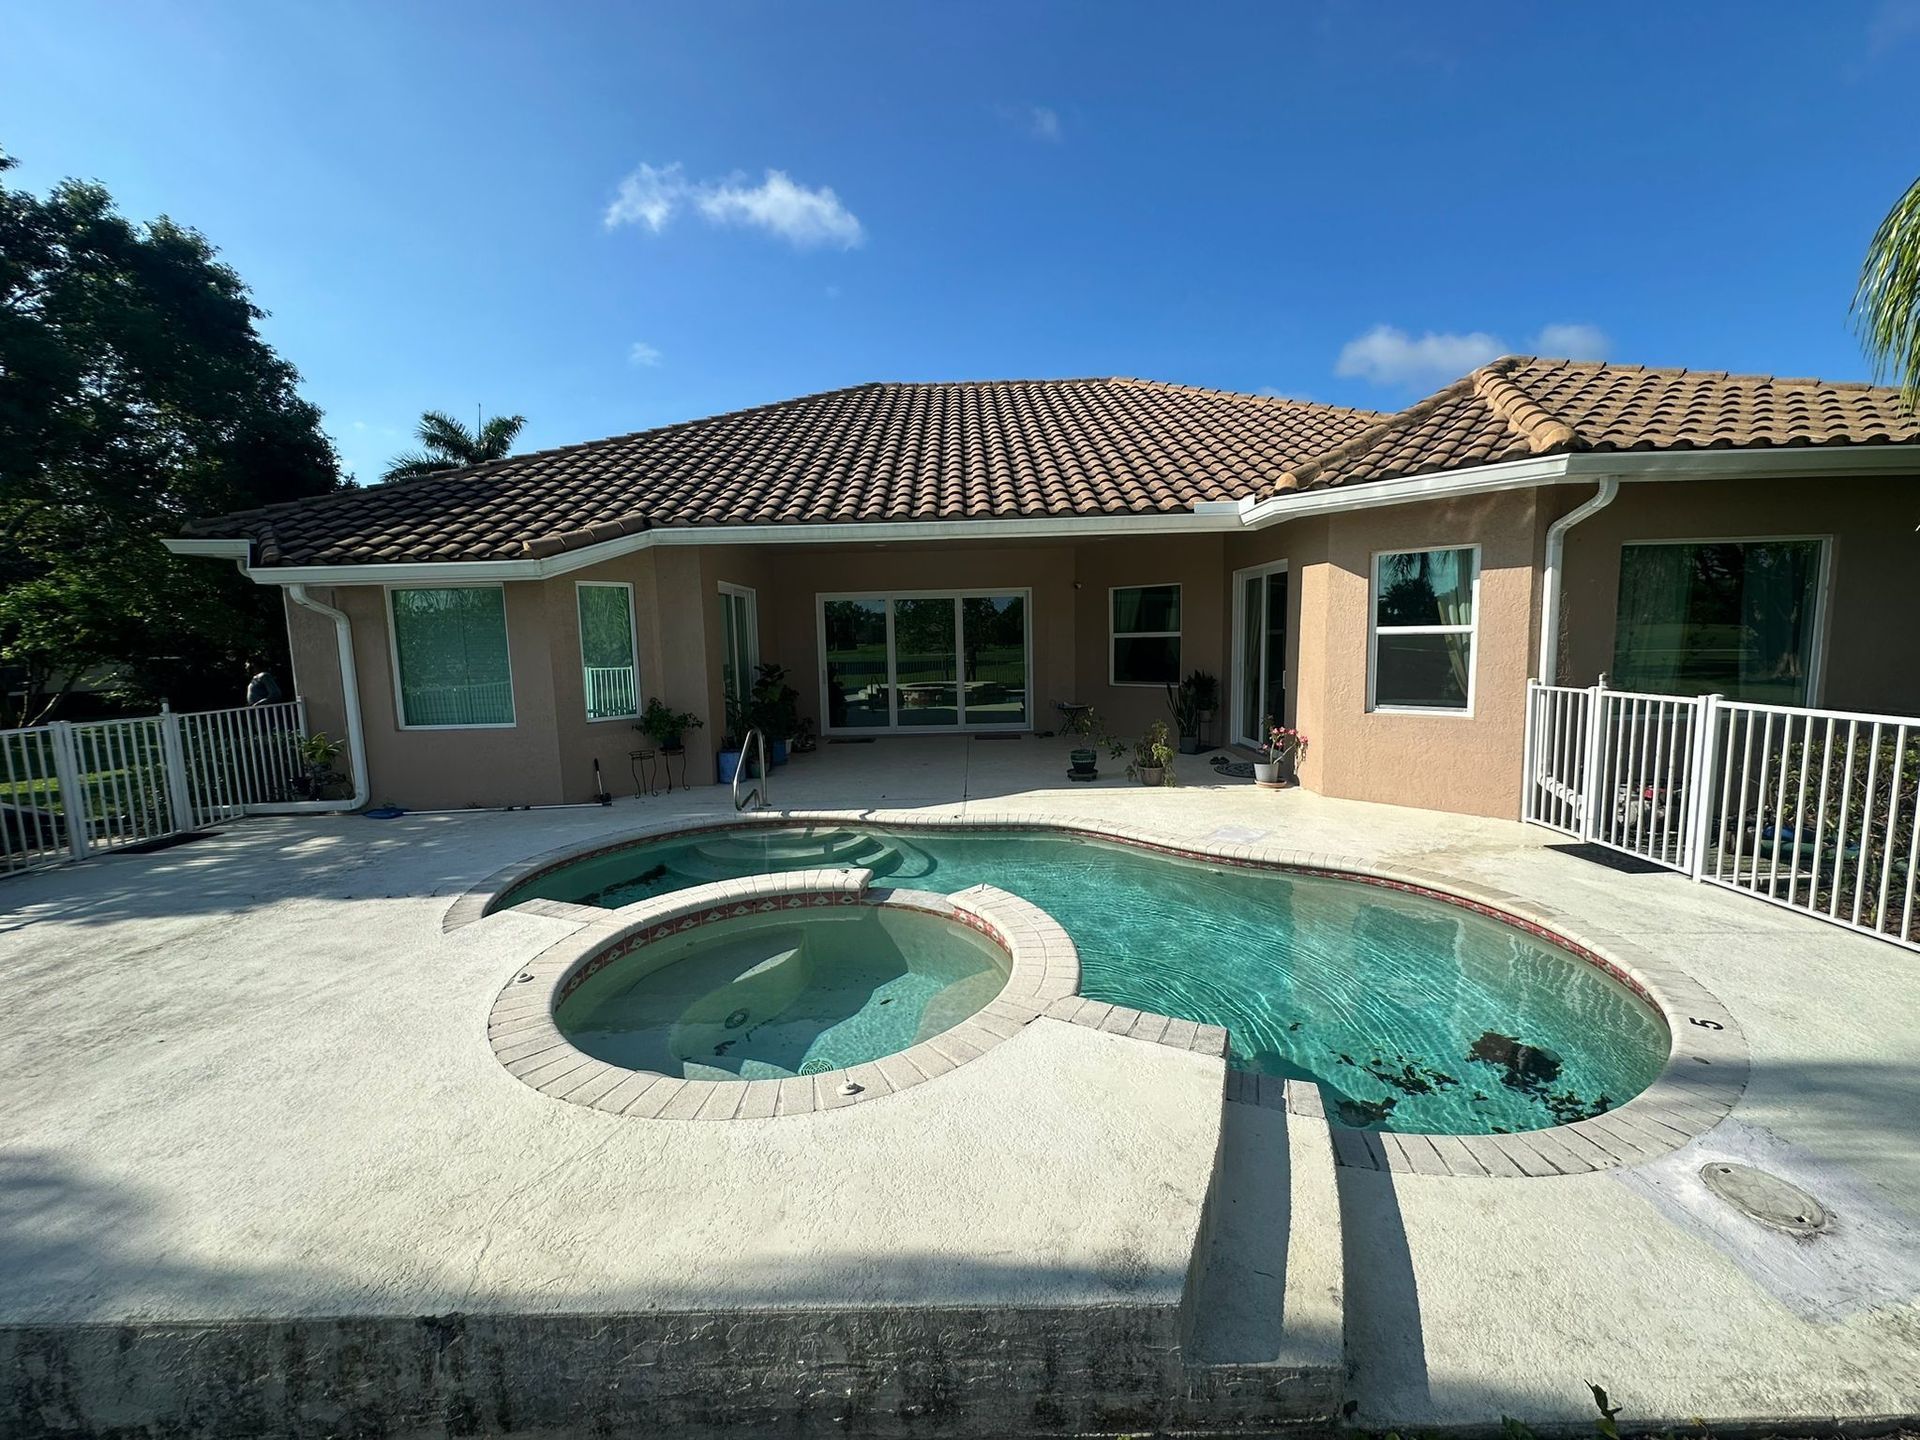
[1108,582,1183,689]
[717,581,761,710]
[384,582,518,731]
[1366,545,1481,718]
[814,588,1034,736]
[1612,533,1834,706]
[575,579,640,724]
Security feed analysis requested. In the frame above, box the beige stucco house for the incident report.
[169,357,1920,820]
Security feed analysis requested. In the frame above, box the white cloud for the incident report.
[694,170,865,249]
[1029,106,1062,142]
[1533,323,1610,361]
[604,161,864,249]
[603,162,685,233]
[628,341,663,367]
[1335,325,1507,388]
[1335,322,1611,388]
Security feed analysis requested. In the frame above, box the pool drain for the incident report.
[1699,1162,1830,1237]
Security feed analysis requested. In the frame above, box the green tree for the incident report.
[1854,174,1920,410]
[381,409,525,481]
[0,149,342,725]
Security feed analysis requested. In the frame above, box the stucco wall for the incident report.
[1070,534,1229,738]
[1553,473,1920,716]
[1237,494,1545,821]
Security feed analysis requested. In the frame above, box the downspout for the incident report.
[280,584,371,811]
[1537,477,1619,686]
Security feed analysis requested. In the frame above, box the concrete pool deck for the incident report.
[2,733,1918,1433]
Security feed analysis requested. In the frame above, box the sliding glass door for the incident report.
[817,591,1030,734]
[1232,563,1289,747]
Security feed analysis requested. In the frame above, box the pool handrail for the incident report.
[732,728,768,812]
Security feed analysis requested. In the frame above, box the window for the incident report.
[718,584,759,713]
[389,586,515,727]
[1370,547,1478,713]
[1111,584,1181,686]
[818,591,1031,733]
[1612,539,1826,704]
[577,582,638,721]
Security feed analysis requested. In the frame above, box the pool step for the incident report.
[678,831,905,882]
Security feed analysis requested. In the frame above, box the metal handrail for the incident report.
[732,728,768,812]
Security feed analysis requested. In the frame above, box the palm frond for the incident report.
[415,410,481,463]
[380,451,453,483]
[1853,175,1920,412]
[476,413,526,460]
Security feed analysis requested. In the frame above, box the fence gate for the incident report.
[1523,679,1919,953]
[0,700,311,876]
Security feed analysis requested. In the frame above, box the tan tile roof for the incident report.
[1276,357,1920,492]
[187,362,1918,569]
[188,379,1384,567]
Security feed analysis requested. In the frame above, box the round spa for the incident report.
[488,873,1075,1118]
[561,899,1008,1081]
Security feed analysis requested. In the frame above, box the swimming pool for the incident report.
[501,825,1670,1134]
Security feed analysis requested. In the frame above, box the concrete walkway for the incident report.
[2,733,1917,1431]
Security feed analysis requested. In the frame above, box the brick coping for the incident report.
[460,809,1749,1173]
[486,868,1079,1120]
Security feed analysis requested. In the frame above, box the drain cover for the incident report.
[1699,1162,1830,1236]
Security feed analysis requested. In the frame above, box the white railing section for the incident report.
[1524,679,1919,953]
[0,699,326,877]
[584,665,638,722]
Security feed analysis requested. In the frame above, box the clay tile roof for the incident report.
[1274,357,1920,492]
[184,379,1384,568]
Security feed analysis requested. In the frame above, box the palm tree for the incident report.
[381,409,526,482]
[1854,175,1920,411]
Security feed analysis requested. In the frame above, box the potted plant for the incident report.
[1254,719,1309,787]
[1061,704,1126,781]
[1188,669,1219,740]
[291,731,346,800]
[716,682,760,784]
[635,698,702,753]
[1165,670,1218,755]
[1128,720,1178,786]
[748,663,802,765]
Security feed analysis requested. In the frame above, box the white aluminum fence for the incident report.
[1523,680,1920,952]
[0,700,313,876]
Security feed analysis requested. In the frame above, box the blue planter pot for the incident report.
[771,739,790,766]
[717,750,763,784]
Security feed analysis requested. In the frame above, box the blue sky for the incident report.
[5,2,1918,482]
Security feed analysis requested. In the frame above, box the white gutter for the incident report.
[245,584,370,813]
[1537,477,1619,686]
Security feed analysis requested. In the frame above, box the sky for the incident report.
[4,2,1918,483]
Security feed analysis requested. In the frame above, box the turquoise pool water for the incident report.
[558,905,1008,1081]
[506,826,1669,1134]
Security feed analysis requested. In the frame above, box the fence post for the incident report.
[158,702,196,834]
[1520,679,1539,823]
[45,720,90,862]
[1685,693,1723,882]
[1578,677,1606,843]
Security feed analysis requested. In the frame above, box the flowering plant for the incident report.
[1265,724,1309,763]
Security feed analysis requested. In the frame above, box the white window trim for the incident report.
[1109,582,1183,689]
[815,588,1035,736]
[717,581,761,704]
[1367,545,1481,718]
[384,582,518,731]
[1230,560,1289,748]
[1614,534,1834,707]
[575,580,640,723]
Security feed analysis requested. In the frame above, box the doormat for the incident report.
[971,732,1021,740]
[1209,756,1255,779]
[827,737,876,745]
